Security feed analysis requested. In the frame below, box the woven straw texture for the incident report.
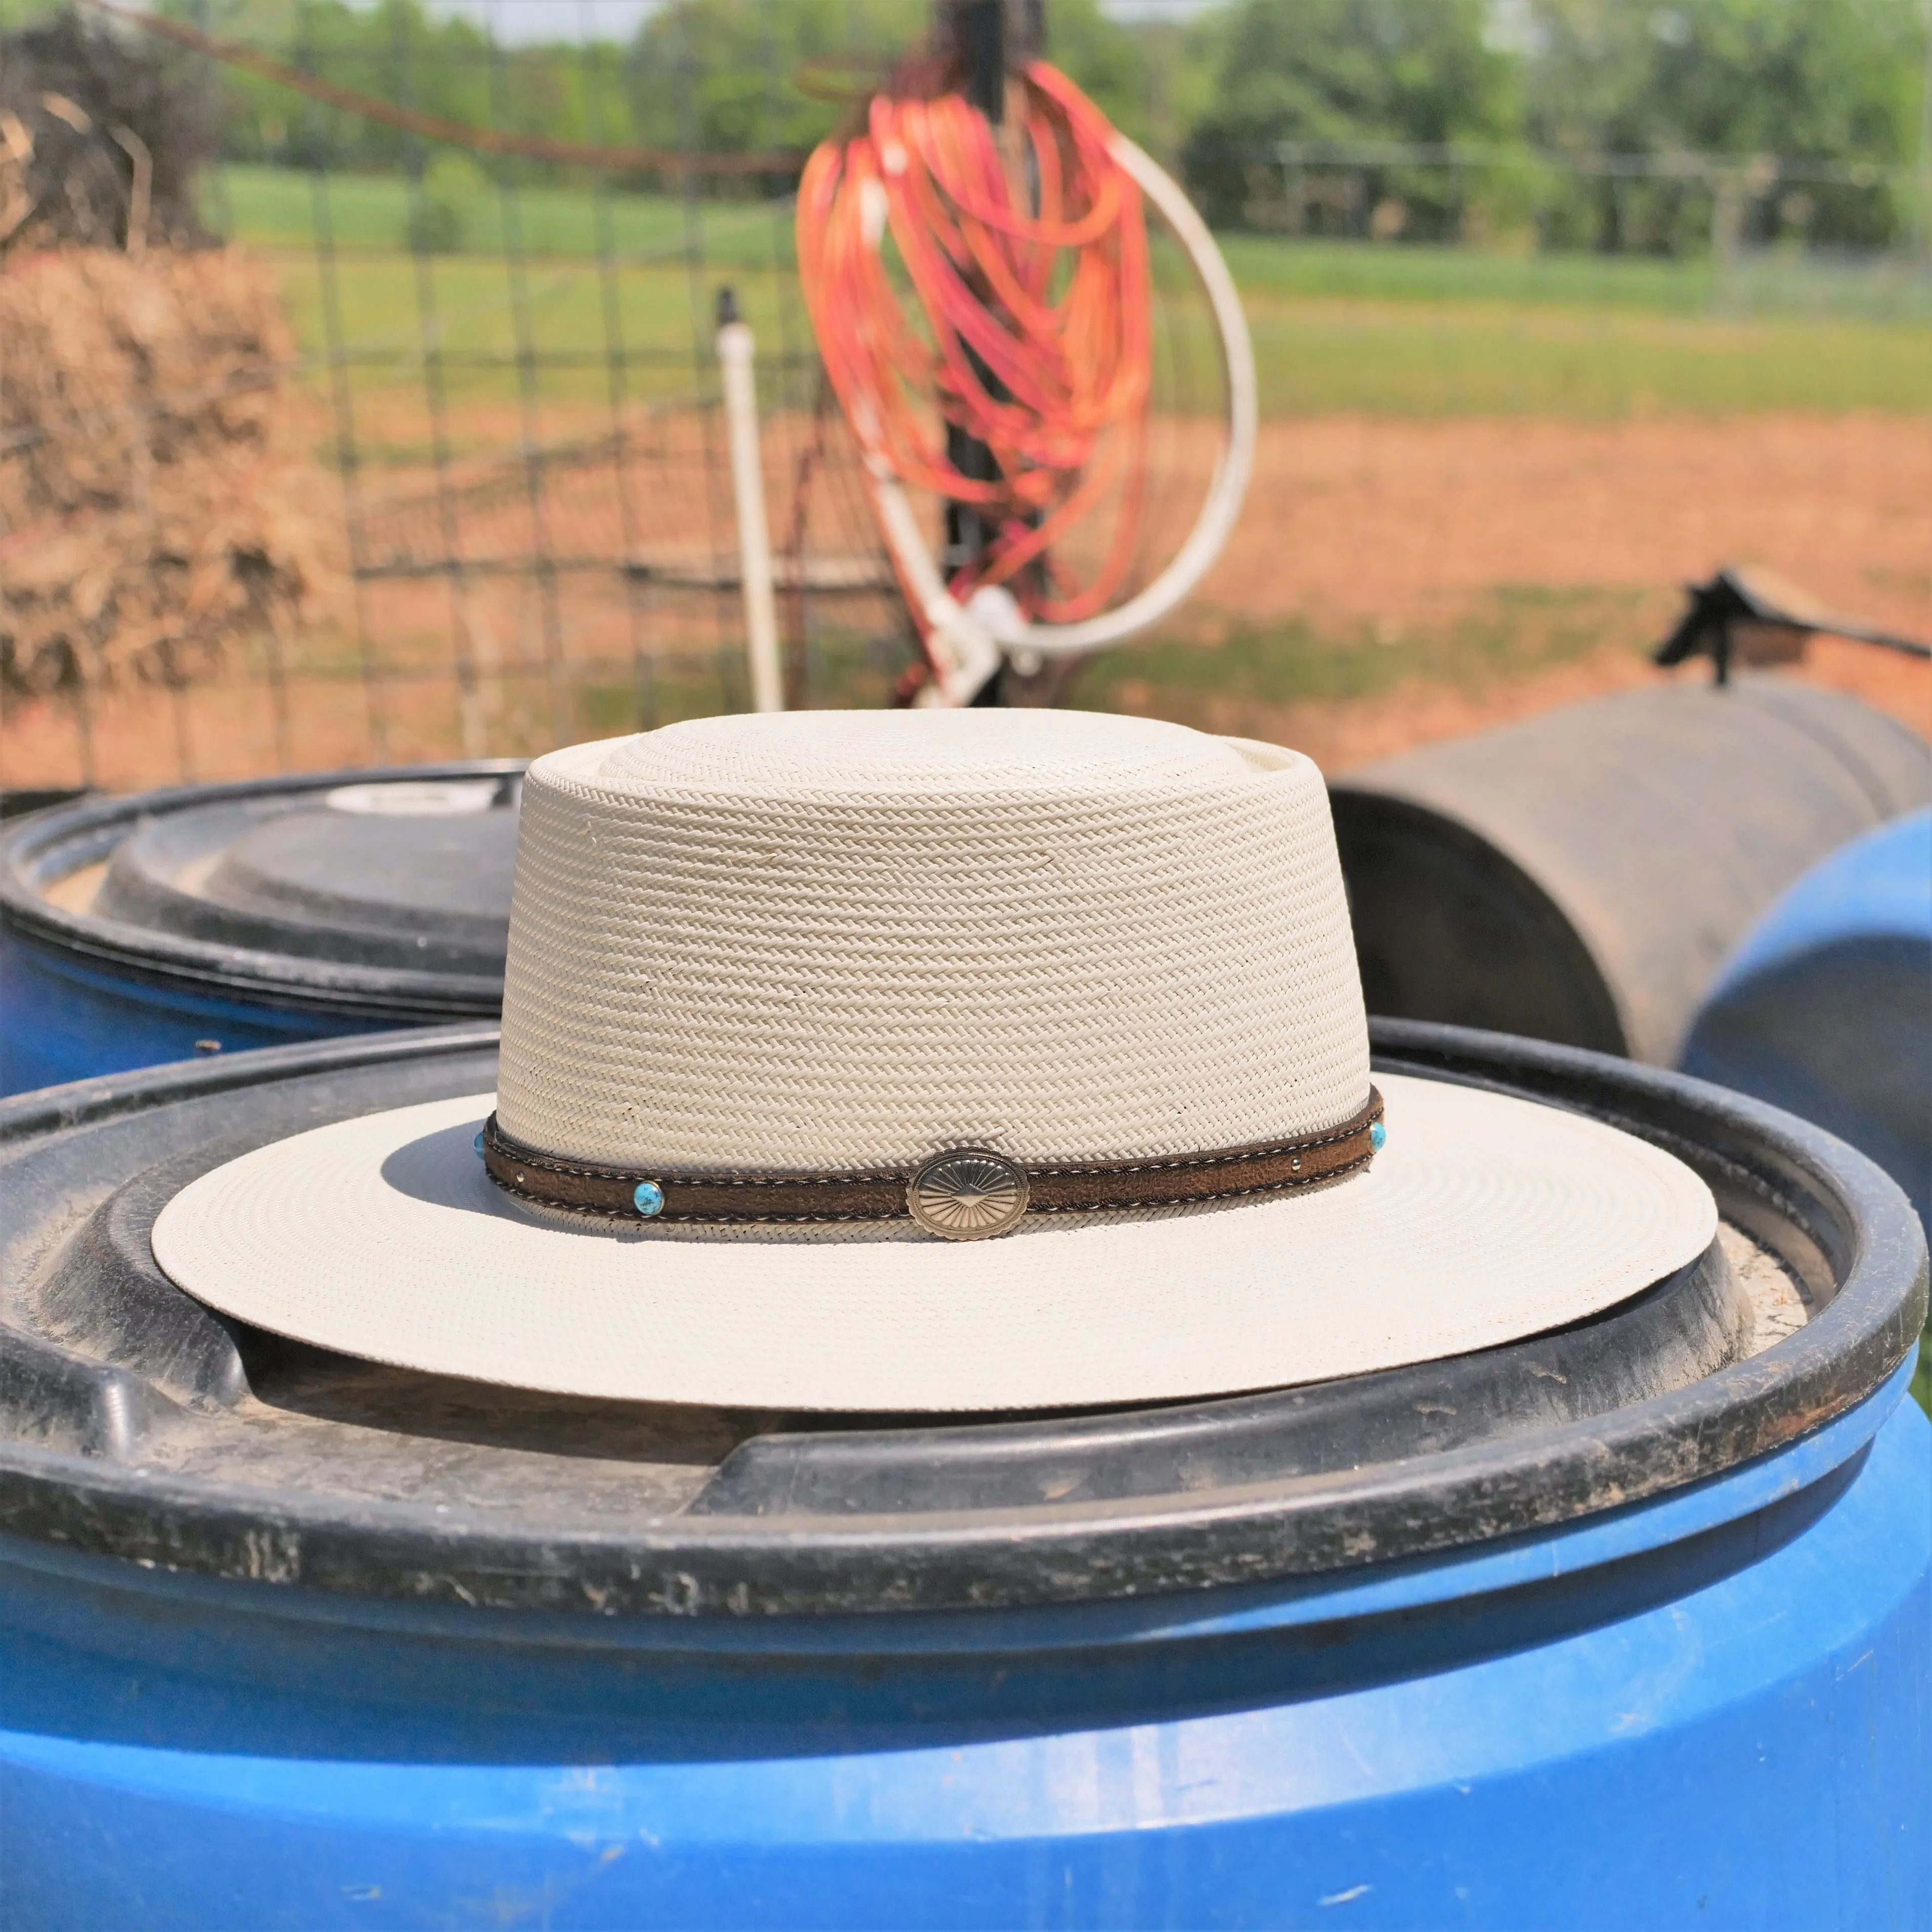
[151,1074,1718,1411]
[497,710,1370,1171]
[151,709,1719,1409]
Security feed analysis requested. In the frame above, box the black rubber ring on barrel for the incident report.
[0,1019,1919,1617]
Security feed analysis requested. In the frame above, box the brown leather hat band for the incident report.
[480,1088,1384,1238]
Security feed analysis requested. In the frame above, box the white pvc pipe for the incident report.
[717,317,785,713]
[861,133,1258,688]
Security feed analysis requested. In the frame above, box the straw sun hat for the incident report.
[153,709,1716,1412]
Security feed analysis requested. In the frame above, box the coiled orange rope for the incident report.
[797,62,1151,632]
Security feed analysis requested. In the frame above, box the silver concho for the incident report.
[907,1148,1030,1241]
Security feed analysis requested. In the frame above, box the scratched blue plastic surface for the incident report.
[0,928,390,1097]
[0,1357,1924,1930]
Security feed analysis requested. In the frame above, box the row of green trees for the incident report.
[1185,0,1926,249]
[196,0,1155,172]
[188,0,1929,252]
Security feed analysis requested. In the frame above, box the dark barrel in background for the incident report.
[1330,681,1932,1064]
[0,790,86,823]
[0,1021,1922,1927]
[0,762,521,1095]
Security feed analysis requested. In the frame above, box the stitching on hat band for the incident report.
[479,1088,1384,1235]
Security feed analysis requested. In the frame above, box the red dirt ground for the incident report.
[1107,409,1931,769]
[3,410,1925,789]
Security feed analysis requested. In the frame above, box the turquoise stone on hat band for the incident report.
[478,1091,1385,1230]
[1370,1120,1387,1153]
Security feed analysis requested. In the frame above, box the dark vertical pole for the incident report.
[940,0,1004,587]
[301,1,388,762]
[622,34,663,730]
[391,7,475,759]
[756,1,812,709]
[578,6,655,733]
[959,0,1005,119]
[485,4,569,748]
[670,18,737,713]
[190,0,251,777]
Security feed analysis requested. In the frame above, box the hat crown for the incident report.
[497,710,1370,1173]
[594,704,1248,796]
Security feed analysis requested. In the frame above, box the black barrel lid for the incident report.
[0,1021,1920,1618]
[0,763,522,1019]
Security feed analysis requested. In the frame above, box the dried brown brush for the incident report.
[0,9,220,258]
[0,246,338,702]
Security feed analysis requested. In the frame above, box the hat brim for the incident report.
[151,1073,1716,1412]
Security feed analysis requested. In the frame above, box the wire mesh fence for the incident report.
[1,0,1926,794]
[3,3,928,788]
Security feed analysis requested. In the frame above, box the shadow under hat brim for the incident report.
[149,1073,1717,1412]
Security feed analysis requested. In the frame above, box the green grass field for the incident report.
[1071,586,1655,717]
[1214,230,1932,322]
[216,166,788,269]
[219,166,1932,425]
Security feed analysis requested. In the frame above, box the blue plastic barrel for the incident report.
[0,764,519,1095]
[0,1020,1923,1929]
[1682,808,1931,1243]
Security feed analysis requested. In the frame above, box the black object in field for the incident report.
[1657,565,1932,684]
